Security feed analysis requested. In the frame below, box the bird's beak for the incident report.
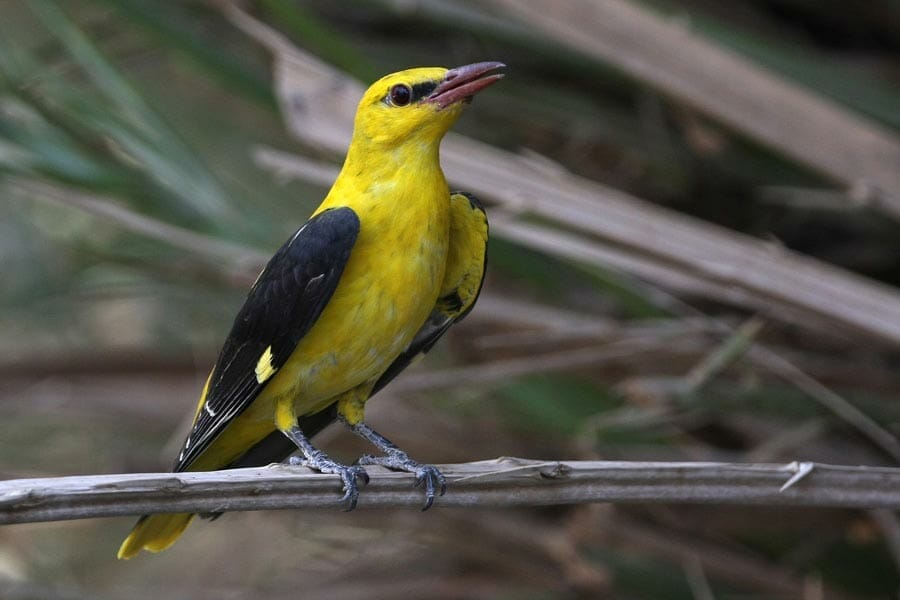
[425,61,506,109]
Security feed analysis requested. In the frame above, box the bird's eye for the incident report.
[389,84,412,107]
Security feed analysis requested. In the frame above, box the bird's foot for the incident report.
[357,451,446,511]
[288,451,369,510]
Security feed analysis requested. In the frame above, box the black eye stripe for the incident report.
[410,81,437,102]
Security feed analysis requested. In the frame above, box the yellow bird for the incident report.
[118,61,503,559]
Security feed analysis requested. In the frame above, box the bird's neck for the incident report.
[356,133,440,172]
[327,136,445,201]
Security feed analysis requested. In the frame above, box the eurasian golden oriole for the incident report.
[118,61,504,559]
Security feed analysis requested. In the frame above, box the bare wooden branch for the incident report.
[2,458,899,525]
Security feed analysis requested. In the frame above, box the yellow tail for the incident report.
[117,513,195,560]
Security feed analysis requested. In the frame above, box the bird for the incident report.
[117,61,504,559]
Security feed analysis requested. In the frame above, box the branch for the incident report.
[2,458,899,525]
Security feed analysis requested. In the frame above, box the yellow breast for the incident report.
[260,173,451,414]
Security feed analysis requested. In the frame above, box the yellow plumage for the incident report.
[118,62,502,559]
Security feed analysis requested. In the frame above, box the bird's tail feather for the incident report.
[117,513,195,560]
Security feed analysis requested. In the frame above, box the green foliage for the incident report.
[495,375,618,436]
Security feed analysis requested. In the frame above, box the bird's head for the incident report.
[351,62,505,150]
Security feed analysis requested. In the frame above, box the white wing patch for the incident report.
[255,345,278,384]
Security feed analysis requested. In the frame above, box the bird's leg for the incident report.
[348,420,447,511]
[334,385,445,509]
[283,425,369,510]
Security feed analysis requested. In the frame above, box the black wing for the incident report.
[174,207,360,471]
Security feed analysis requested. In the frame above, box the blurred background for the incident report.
[2,0,900,598]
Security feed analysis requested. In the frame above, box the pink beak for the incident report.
[424,61,506,109]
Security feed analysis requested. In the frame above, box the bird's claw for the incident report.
[413,465,447,511]
[287,454,368,510]
[338,464,370,511]
[358,452,445,511]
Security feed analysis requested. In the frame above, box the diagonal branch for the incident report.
[2,458,899,525]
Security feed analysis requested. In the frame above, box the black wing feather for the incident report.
[175,207,360,471]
